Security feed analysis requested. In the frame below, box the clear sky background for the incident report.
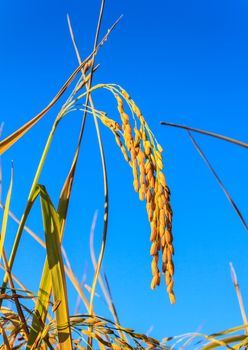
[1,0,248,343]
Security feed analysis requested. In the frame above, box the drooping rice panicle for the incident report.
[93,84,175,303]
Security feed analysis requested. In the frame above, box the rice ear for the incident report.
[96,85,175,301]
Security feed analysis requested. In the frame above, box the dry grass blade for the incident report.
[230,263,248,335]
[188,131,248,231]
[39,184,73,350]
[160,121,248,148]
[0,60,89,156]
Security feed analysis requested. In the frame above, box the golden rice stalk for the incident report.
[95,84,175,303]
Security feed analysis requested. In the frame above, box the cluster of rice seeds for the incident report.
[100,88,175,303]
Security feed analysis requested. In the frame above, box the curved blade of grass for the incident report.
[38,184,72,350]
[188,131,248,231]
[160,121,248,148]
[0,164,13,260]
[0,18,122,157]
[0,61,88,156]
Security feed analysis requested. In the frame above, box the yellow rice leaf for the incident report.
[39,184,73,350]
[0,59,87,155]
[0,113,47,156]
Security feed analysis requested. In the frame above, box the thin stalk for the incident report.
[188,131,248,231]
[160,121,248,148]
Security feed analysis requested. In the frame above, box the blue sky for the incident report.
[1,0,248,343]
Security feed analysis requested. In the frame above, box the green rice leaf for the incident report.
[38,184,72,350]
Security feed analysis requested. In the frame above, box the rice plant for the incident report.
[0,1,174,349]
[1,1,248,349]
